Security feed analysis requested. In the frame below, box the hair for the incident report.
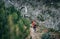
[31,21,33,23]
[31,20,36,23]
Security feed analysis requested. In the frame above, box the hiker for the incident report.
[31,20,36,32]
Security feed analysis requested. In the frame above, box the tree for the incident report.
[0,0,30,39]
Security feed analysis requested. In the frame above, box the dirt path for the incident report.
[30,27,43,39]
[30,27,36,39]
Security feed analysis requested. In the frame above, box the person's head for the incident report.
[31,21,33,23]
[31,20,36,23]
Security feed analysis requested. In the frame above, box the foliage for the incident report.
[0,1,30,39]
[41,28,60,39]
[48,28,60,33]
[43,0,60,8]
[37,14,45,21]
[0,1,10,39]
[41,32,51,39]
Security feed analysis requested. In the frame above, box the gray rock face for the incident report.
[4,0,60,30]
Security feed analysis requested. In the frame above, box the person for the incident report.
[31,20,36,32]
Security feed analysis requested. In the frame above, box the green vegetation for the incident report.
[0,1,30,39]
[41,32,50,39]
[37,14,45,21]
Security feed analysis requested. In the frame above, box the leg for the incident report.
[33,27,36,32]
